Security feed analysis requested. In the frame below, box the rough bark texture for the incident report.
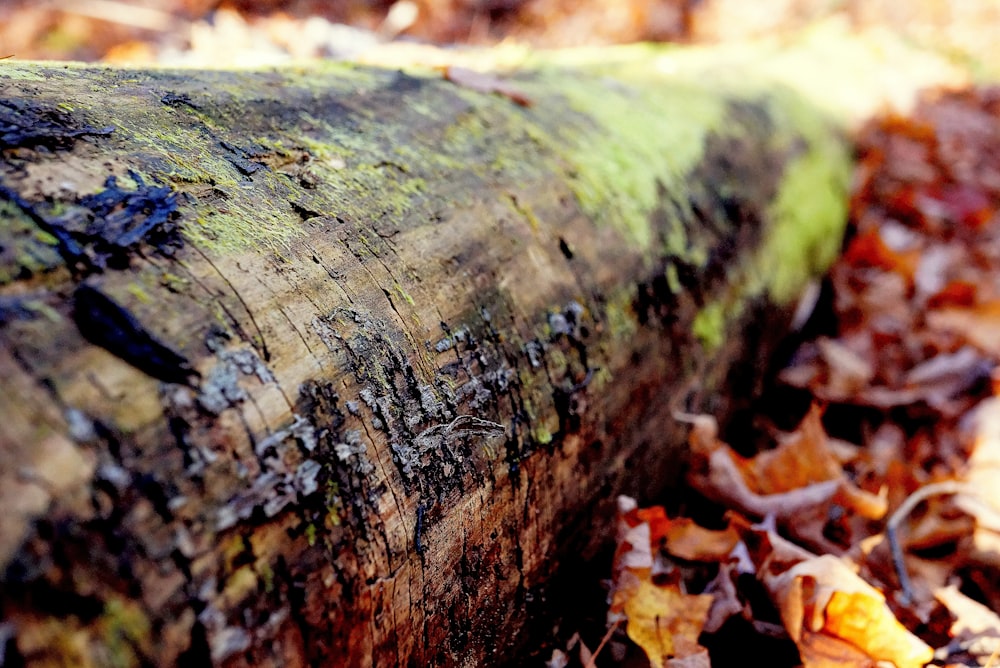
[0,56,850,666]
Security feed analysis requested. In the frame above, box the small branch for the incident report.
[886,480,966,603]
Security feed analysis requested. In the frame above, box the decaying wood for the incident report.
[0,45,869,666]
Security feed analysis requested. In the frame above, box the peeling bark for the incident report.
[0,56,850,666]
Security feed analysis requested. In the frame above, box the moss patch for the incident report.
[759,98,851,303]
[517,65,729,253]
[98,598,152,668]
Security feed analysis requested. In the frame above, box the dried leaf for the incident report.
[614,495,654,579]
[935,584,1000,664]
[843,227,920,280]
[686,408,885,528]
[688,440,842,520]
[736,405,843,494]
[662,518,740,563]
[622,580,713,668]
[958,398,1000,530]
[766,555,934,668]
[928,303,1000,358]
[702,563,746,633]
[667,647,712,668]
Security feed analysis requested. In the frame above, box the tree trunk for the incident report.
[0,51,851,667]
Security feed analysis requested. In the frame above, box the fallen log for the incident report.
[0,34,936,665]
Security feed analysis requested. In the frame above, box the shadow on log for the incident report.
[0,52,851,666]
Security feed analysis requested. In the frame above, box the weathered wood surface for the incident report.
[0,53,852,666]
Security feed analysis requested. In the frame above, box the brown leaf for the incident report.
[935,584,1000,664]
[928,303,1000,358]
[736,405,844,494]
[685,408,886,531]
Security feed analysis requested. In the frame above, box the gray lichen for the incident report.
[333,429,374,475]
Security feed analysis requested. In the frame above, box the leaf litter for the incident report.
[570,88,1000,667]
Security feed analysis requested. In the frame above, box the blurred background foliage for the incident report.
[1,0,997,75]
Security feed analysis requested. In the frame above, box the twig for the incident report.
[986,642,999,668]
[585,618,621,668]
[885,480,965,604]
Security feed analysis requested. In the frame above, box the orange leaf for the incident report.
[927,280,977,309]
[736,405,842,494]
[663,518,740,562]
[843,228,919,280]
[637,505,674,548]
[824,589,933,668]
[767,555,933,668]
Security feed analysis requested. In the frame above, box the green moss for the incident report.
[509,194,542,231]
[98,598,151,668]
[257,559,276,594]
[22,299,61,322]
[221,533,247,573]
[604,291,638,341]
[31,229,60,245]
[0,63,46,81]
[0,201,64,284]
[664,263,682,293]
[325,480,343,527]
[159,271,189,292]
[759,102,850,303]
[525,68,728,252]
[221,566,260,607]
[692,301,725,351]
[533,424,553,445]
[394,282,416,306]
[125,283,152,304]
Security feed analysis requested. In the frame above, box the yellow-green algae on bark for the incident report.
[1,54,845,266]
[508,58,851,349]
[1,53,850,362]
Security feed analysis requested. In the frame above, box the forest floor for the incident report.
[4,2,1000,667]
[584,89,1000,668]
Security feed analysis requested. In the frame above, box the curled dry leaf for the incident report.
[765,554,934,668]
[661,517,740,563]
[702,563,746,634]
[736,405,844,493]
[685,407,886,529]
[614,495,655,579]
[961,397,1000,526]
[934,584,1000,666]
[927,303,1000,359]
[622,496,740,563]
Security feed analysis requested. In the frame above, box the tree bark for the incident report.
[0,53,851,667]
